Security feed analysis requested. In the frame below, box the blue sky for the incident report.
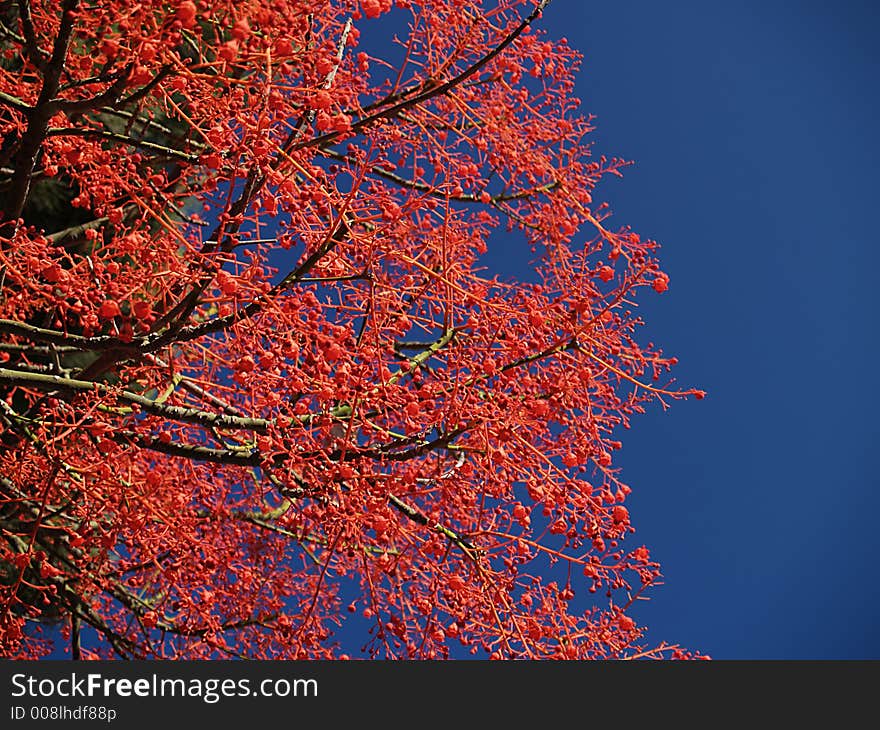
[523,0,880,658]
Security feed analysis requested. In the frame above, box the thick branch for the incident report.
[51,64,132,115]
[16,0,47,70]
[46,127,200,163]
[114,430,260,466]
[2,0,80,232]
[0,367,271,432]
[0,90,30,113]
[0,318,135,352]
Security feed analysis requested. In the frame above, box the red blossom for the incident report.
[362,0,393,19]
[98,299,122,319]
[231,19,251,41]
[175,2,197,28]
[132,300,152,320]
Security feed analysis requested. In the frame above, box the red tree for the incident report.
[0,0,704,659]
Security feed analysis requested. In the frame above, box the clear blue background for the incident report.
[527,0,879,658]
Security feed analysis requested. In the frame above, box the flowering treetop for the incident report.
[0,0,705,659]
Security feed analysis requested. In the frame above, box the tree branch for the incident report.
[0,318,135,352]
[16,0,47,71]
[0,367,271,432]
[2,0,80,235]
[51,63,133,115]
[46,126,201,163]
[291,0,553,153]
[321,148,559,203]
[387,493,477,556]
[115,65,175,108]
[0,90,31,113]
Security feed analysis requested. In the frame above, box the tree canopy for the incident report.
[0,0,704,659]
